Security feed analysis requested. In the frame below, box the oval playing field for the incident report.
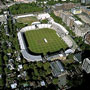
[25,28,68,55]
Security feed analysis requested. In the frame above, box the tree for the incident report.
[34,68,39,77]
[15,22,26,29]
[0,79,4,87]
[25,75,30,80]
[37,62,43,68]
[0,54,2,66]
[67,54,74,60]
[3,55,8,61]
[29,63,36,69]
[52,78,58,85]
[32,75,38,80]
[39,69,46,78]
[9,3,43,15]
[46,68,51,75]
[43,62,50,70]
[7,48,13,53]
[41,19,48,24]
[23,64,29,70]
[23,59,27,64]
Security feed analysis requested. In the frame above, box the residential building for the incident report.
[58,74,67,89]
[53,10,63,17]
[0,74,2,79]
[40,81,45,86]
[50,60,67,89]
[60,11,75,29]
[18,64,23,71]
[60,11,71,24]
[71,8,82,14]
[74,52,82,63]
[67,16,75,29]
[63,3,75,10]
[11,83,17,89]
[7,64,14,70]
[81,0,86,3]
[61,0,66,1]
[81,6,90,16]
[81,0,90,4]
[82,58,90,73]
[52,3,63,11]
[4,25,9,36]
[74,22,90,37]
[56,10,90,37]
[50,60,66,77]
[0,15,7,25]
[84,31,90,45]
[52,3,80,11]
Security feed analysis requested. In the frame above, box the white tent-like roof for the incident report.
[74,20,83,25]
[37,13,50,20]
[11,83,17,89]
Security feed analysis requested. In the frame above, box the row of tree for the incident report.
[9,3,44,15]
[37,0,81,5]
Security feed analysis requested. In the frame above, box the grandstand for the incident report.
[17,13,75,61]
[18,23,69,61]
[17,32,42,62]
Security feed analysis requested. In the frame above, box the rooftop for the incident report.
[40,81,45,86]
[50,60,65,77]
[79,24,90,33]
[21,50,42,62]
[55,3,63,7]
[74,52,82,63]
[11,83,17,89]
[18,64,23,71]
[74,20,83,25]
[85,58,90,64]
[85,32,90,44]
[0,15,7,22]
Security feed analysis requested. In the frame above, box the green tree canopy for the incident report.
[23,64,29,70]
[9,3,43,15]
[43,62,50,70]
[37,62,43,68]
[3,55,8,61]
[52,78,58,85]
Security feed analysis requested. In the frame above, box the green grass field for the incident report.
[25,28,68,55]
[17,16,38,25]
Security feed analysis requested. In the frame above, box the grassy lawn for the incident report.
[17,16,38,25]
[25,28,67,55]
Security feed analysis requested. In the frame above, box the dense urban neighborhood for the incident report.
[0,0,90,90]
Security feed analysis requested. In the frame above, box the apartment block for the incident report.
[82,58,90,73]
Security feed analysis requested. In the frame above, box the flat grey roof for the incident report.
[47,54,60,61]
[21,50,42,62]
[50,60,65,77]
[0,15,6,22]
